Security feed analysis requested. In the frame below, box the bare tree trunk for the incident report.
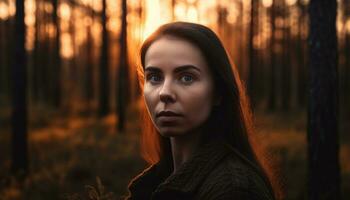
[345,27,350,116]
[84,17,94,110]
[171,0,176,21]
[42,10,50,105]
[343,0,350,115]
[248,0,258,108]
[11,0,28,176]
[98,0,110,117]
[307,0,340,199]
[52,0,61,107]
[296,0,307,109]
[0,16,9,97]
[32,0,41,103]
[268,0,276,111]
[281,1,291,111]
[117,0,130,132]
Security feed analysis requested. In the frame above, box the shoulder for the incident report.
[196,151,275,200]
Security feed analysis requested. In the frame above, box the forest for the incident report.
[0,0,349,199]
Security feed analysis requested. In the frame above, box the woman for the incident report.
[126,22,281,200]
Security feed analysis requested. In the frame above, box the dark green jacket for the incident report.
[125,141,275,200]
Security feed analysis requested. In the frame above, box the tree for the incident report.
[116,0,130,132]
[32,0,41,102]
[268,0,276,111]
[84,12,94,110]
[296,0,307,108]
[248,0,258,108]
[307,0,340,199]
[281,0,291,111]
[98,0,110,117]
[171,0,176,21]
[343,0,350,114]
[51,0,62,107]
[11,0,28,175]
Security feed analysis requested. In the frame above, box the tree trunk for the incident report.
[171,0,176,21]
[84,18,94,109]
[117,0,130,132]
[296,0,307,109]
[345,27,350,116]
[42,10,50,104]
[11,0,28,176]
[307,0,340,199]
[32,0,41,102]
[248,0,258,108]
[268,0,276,111]
[343,0,350,115]
[0,17,9,96]
[281,1,291,111]
[98,0,110,117]
[52,0,61,107]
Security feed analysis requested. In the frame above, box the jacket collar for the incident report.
[128,140,231,199]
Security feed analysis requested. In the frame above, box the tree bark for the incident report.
[117,0,130,132]
[98,0,110,117]
[343,0,350,115]
[32,0,41,102]
[248,0,258,108]
[52,0,62,107]
[11,0,28,176]
[296,0,307,108]
[268,0,276,111]
[281,1,291,111]
[84,18,94,108]
[307,0,340,199]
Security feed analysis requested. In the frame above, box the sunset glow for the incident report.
[262,0,273,8]
[143,0,167,41]
[0,0,348,59]
[0,2,9,20]
[346,19,350,33]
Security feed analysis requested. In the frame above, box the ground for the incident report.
[0,103,349,200]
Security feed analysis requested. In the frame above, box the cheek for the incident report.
[143,86,158,115]
[184,85,214,120]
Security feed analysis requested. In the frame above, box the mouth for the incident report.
[156,110,183,118]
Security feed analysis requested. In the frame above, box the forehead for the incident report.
[144,36,208,69]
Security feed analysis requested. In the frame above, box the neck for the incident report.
[170,129,202,173]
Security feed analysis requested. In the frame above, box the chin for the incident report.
[158,127,186,137]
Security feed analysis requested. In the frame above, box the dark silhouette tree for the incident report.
[41,5,51,105]
[32,0,41,102]
[296,0,307,109]
[268,0,276,111]
[281,1,291,111]
[0,10,11,97]
[248,0,258,108]
[343,0,350,114]
[171,0,176,21]
[51,0,62,107]
[116,0,130,132]
[98,0,110,117]
[84,12,94,110]
[307,0,340,199]
[11,0,28,175]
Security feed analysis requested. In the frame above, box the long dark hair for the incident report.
[137,22,281,199]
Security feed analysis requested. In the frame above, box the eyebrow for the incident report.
[145,65,201,73]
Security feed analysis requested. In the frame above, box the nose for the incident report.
[159,79,176,104]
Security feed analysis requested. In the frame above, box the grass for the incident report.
[0,104,349,200]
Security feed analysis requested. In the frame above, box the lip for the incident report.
[156,110,183,118]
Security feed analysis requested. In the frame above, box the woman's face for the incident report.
[143,36,216,137]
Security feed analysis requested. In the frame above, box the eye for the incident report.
[180,74,194,84]
[146,73,162,84]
